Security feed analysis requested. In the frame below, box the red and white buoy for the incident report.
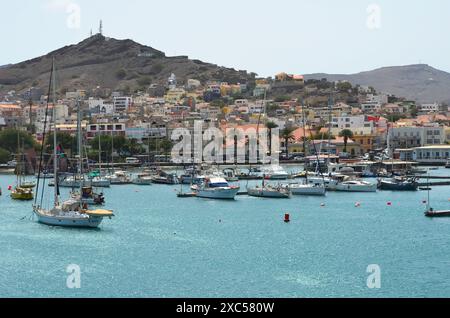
[8,185,12,191]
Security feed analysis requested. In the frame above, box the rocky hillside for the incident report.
[0,34,255,95]
[305,64,450,104]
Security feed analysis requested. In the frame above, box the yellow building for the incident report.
[352,134,376,155]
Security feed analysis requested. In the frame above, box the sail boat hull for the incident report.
[33,208,104,228]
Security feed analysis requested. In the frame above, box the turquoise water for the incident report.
[1,167,450,298]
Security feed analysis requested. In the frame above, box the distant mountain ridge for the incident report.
[305,64,450,104]
[0,34,255,95]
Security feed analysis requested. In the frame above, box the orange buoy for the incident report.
[284,213,290,223]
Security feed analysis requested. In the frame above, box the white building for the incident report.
[330,115,376,135]
[390,125,446,149]
[419,103,440,113]
[360,101,382,113]
[412,145,450,164]
[113,97,133,113]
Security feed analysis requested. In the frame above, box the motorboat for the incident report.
[335,180,377,192]
[306,174,347,191]
[261,165,289,180]
[222,168,239,182]
[151,171,180,185]
[105,170,132,185]
[195,177,240,200]
[132,172,153,185]
[378,177,418,191]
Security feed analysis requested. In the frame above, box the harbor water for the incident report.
[1,166,450,298]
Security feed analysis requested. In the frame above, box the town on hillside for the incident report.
[1,71,450,169]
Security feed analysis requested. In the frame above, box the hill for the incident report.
[0,34,255,95]
[305,64,450,104]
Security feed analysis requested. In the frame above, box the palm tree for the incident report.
[280,127,297,159]
[339,129,354,153]
[265,121,279,156]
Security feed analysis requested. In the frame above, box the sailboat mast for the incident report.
[52,58,59,206]
[77,99,83,195]
[328,84,333,161]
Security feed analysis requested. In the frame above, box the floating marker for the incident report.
[355,202,361,207]
[284,213,290,223]
[422,200,427,204]
[387,202,392,206]
[321,203,325,207]
[8,185,12,191]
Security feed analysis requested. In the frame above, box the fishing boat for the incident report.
[289,183,326,196]
[33,60,113,228]
[378,177,418,191]
[335,180,377,192]
[194,177,240,200]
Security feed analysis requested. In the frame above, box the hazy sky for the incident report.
[1,0,450,76]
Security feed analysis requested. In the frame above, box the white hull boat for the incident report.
[335,180,377,192]
[290,184,326,196]
[196,187,240,200]
[247,186,291,198]
[195,177,240,200]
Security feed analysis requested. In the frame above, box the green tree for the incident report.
[265,121,279,156]
[0,148,10,164]
[45,132,76,156]
[0,129,36,153]
[280,127,297,158]
[339,129,354,153]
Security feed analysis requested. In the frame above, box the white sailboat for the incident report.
[335,180,377,192]
[33,60,114,228]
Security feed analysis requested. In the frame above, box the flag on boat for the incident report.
[56,144,66,158]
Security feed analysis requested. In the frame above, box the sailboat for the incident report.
[70,100,106,206]
[246,89,291,199]
[33,59,114,228]
[11,132,34,201]
[289,100,326,196]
